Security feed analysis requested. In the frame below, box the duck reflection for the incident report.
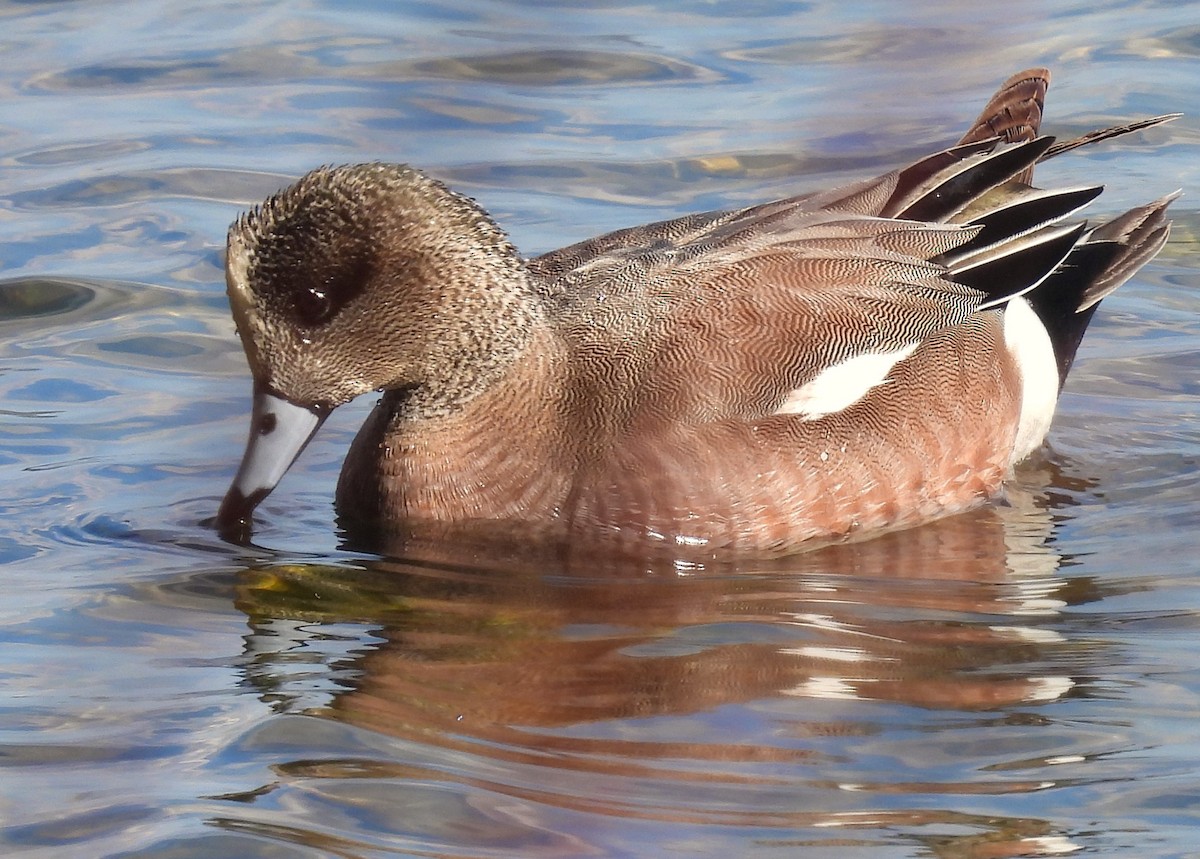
[233,457,1097,735]
[226,459,1101,851]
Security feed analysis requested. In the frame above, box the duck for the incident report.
[216,68,1175,558]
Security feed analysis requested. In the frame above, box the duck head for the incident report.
[215,163,533,539]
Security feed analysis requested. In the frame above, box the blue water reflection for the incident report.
[0,1,1198,857]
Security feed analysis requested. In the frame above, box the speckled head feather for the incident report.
[226,163,536,412]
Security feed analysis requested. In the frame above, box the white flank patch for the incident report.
[774,344,919,419]
[1004,297,1060,465]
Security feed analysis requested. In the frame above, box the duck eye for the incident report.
[296,285,333,325]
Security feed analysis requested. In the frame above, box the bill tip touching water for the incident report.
[215,67,1177,557]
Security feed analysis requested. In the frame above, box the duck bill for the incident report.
[216,383,328,539]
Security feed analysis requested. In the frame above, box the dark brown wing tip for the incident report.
[957,68,1051,148]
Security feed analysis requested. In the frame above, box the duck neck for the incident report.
[337,322,571,527]
[397,262,552,422]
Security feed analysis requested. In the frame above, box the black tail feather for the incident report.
[1025,240,1124,385]
[949,222,1085,304]
[950,185,1103,259]
[886,137,1055,222]
[1026,194,1175,387]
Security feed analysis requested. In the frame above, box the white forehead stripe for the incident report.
[774,343,920,419]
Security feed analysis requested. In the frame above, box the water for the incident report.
[2,1,1199,856]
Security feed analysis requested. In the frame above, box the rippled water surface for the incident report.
[2,1,1200,856]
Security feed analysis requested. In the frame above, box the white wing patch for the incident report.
[774,343,920,419]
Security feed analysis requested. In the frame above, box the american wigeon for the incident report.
[216,68,1175,557]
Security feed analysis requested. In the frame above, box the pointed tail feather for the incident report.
[1042,114,1181,162]
[1078,192,1177,309]
[1024,193,1175,384]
